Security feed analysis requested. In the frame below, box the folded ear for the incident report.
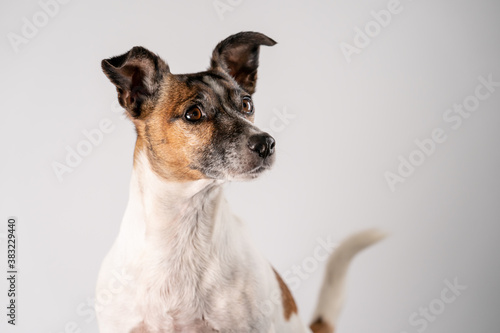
[101,46,169,118]
[210,32,276,95]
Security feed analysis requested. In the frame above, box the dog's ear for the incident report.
[102,46,169,118]
[210,32,276,95]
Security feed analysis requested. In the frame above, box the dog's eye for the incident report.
[185,107,203,122]
[242,97,254,115]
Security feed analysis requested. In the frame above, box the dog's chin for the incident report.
[234,165,270,181]
[227,158,275,181]
[197,155,275,181]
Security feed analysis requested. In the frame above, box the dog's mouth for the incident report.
[245,165,268,178]
[239,157,275,179]
[248,164,267,174]
[248,163,272,174]
[192,160,273,181]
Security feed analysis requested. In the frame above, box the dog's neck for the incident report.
[115,152,249,327]
[119,152,228,262]
[112,153,272,330]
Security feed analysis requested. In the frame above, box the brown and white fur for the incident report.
[96,32,384,333]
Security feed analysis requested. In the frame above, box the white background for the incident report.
[1,0,500,332]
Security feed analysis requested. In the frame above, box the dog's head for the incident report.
[102,32,276,181]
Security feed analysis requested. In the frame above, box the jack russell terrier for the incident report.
[97,31,384,333]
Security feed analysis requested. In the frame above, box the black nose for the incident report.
[248,133,276,158]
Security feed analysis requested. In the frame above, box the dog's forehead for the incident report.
[168,71,241,104]
[188,71,237,93]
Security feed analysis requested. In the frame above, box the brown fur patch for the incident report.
[273,269,298,320]
[134,75,212,181]
[310,317,334,333]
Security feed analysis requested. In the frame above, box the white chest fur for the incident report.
[96,153,302,332]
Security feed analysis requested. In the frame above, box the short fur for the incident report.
[97,32,383,333]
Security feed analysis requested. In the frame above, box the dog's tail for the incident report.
[309,229,386,333]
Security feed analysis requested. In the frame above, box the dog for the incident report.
[96,31,384,333]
